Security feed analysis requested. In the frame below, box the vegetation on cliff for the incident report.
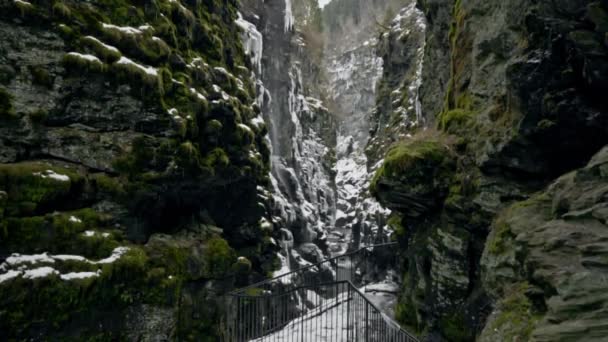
[372,0,608,340]
[0,0,275,339]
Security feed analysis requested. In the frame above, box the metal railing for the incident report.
[221,243,419,342]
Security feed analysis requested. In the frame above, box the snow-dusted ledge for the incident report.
[0,247,130,284]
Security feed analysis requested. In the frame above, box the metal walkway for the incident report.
[221,243,419,341]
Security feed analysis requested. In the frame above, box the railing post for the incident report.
[346,284,351,341]
[301,295,305,342]
[365,301,369,342]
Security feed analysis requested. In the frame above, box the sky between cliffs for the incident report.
[319,0,333,8]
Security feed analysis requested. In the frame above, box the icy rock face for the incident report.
[323,5,401,253]
[327,42,387,249]
[252,0,338,250]
[270,64,337,244]
[367,3,427,165]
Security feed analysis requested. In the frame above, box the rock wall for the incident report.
[371,0,608,340]
[0,0,275,340]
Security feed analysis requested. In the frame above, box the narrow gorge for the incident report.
[0,0,607,341]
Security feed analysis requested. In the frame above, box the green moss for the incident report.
[28,66,54,88]
[205,119,223,135]
[0,191,6,220]
[444,0,470,113]
[91,173,125,197]
[233,256,252,275]
[537,119,556,130]
[56,23,76,39]
[0,208,114,256]
[0,87,16,118]
[371,139,452,194]
[52,1,72,18]
[112,136,157,178]
[438,108,475,133]
[81,36,122,63]
[387,213,405,240]
[0,162,83,217]
[63,53,106,73]
[203,148,230,169]
[112,59,158,90]
[237,124,255,146]
[203,236,236,279]
[176,141,203,172]
[439,311,471,342]
[395,295,421,333]
[28,108,48,123]
[14,0,35,17]
[489,282,541,341]
[487,193,551,254]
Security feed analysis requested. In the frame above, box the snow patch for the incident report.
[116,56,158,76]
[102,23,142,35]
[60,270,101,281]
[23,267,58,279]
[83,36,120,53]
[0,270,22,284]
[235,13,263,74]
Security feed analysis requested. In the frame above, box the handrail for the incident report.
[223,279,418,341]
[231,280,415,337]
[231,241,398,294]
[346,281,418,340]
[221,241,419,341]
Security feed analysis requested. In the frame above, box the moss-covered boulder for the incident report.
[0,162,84,217]
[371,137,456,218]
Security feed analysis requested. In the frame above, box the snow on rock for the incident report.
[235,12,263,74]
[0,270,21,284]
[69,216,82,223]
[13,0,32,7]
[116,56,158,76]
[60,270,101,281]
[23,267,58,279]
[272,252,293,285]
[33,169,71,182]
[53,255,87,262]
[284,0,294,32]
[4,253,55,266]
[82,230,110,238]
[83,36,120,53]
[101,23,142,35]
[0,247,130,283]
[96,247,130,264]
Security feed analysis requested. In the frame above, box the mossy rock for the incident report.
[395,294,422,333]
[0,208,118,257]
[370,138,456,218]
[587,2,608,34]
[480,283,541,341]
[28,65,54,88]
[63,52,106,73]
[439,311,473,342]
[0,162,84,217]
[0,245,152,338]
[81,36,122,63]
[438,108,475,133]
[0,87,15,118]
[568,30,605,55]
[203,236,236,279]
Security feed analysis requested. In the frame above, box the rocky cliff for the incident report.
[371,0,608,340]
[0,0,276,340]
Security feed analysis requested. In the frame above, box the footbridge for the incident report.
[221,242,419,341]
